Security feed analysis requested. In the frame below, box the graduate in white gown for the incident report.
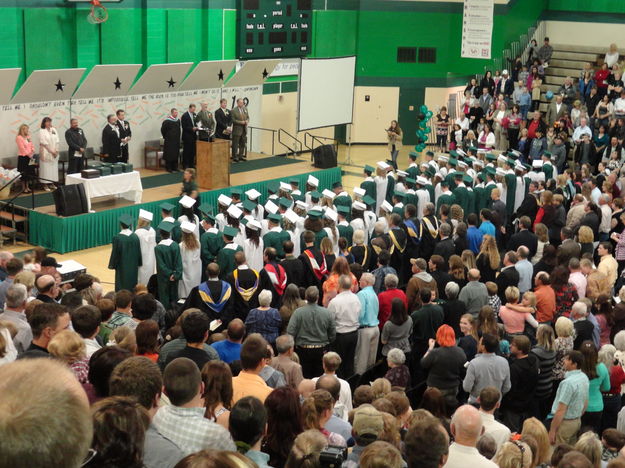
[178,221,202,299]
[177,195,201,240]
[135,209,157,286]
[243,219,264,271]
[323,208,340,255]
[374,165,389,215]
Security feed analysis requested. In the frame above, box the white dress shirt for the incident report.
[444,442,498,468]
[327,290,361,334]
[479,412,511,451]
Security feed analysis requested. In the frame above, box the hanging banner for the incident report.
[461,0,494,59]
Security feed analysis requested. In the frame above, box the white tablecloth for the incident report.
[65,171,143,211]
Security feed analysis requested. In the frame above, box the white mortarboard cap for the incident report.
[246,219,261,231]
[245,188,261,200]
[139,209,153,221]
[397,170,408,177]
[353,187,366,197]
[458,160,468,168]
[438,155,449,163]
[376,161,390,170]
[179,195,196,208]
[218,194,232,206]
[322,189,336,200]
[532,160,544,168]
[497,155,507,164]
[265,200,279,214]
[307,175,319,187]
[473,159,484,167]
[324,208,338,222]
[417,176,428,186]
[381,200,393,212]
[457,149,467,157]
[352,201,366,211]
[180,221,196,233]
[284,209,301,224]
[496,167,506,176]
[279,181,292,192]
[295,200,308,210]
[477,148,487,153]
[227,204,243,219]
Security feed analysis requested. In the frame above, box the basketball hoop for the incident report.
[87,0,108,24]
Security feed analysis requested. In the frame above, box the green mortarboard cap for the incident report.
[289,178,299,185]
[477,173,485,181]
[364,165,375,174]
[543,151,552,157]
[308,209,323,219]
[408,152,418,160]
[485,153,497,161]
[406,177,416,185]
[279,197,293,209]
[268,213,282,223]
[337,206,350,215]
[242,200,257,212]
[160,202,175,212]
[231,188,242,196]
[454,172,463,179]
[426,151,434,157]
[332,181,342,189]
[267,181,280,193]
[448,158,458,167]
[393,191,405,199]
[363,195,376,207]
[506,158,515,166]
[469,146,478,152]
[463,175,473,185]
[310,191,321,200]
[198,203,212,215]
[449,150,459,158]
[441,181,449,187]
[240,217,249,226]
[204,214,216,224]
[119,213,133,227]
[223,226,239,238]
[486,167,496,176]
[425,167,435,177]
[158,221,174,233]
[507,152,518,160]
[523,163,532,171]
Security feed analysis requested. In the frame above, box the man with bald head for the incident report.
[0,359,92,468]
[445,405,498,467]
[35,274,59,304]
[458,268,489,315]
[211,318,245,364]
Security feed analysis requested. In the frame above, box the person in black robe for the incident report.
[384,213,408,284]
[116,109,132,164]
[161,108,181,173]
[226,251,261,321]
[102,114,121,163]
[514,182,539,220]
[281,240,304,287]
[298,230,327,292]
[214,98,232,140]
[181,104,198,169]
[182,262,234,332]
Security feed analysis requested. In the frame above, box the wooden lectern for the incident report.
[196,140,230,190]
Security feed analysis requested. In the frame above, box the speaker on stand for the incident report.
[53,184,89,217]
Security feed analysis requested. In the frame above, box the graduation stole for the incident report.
[422,216,440,239]
[387,229,406,254]
[303,249,327,280]
[348,245,368,267]
[404,219,421,246]
[233,269,260,302]
[264,262,287,295]
[198,281,231,313]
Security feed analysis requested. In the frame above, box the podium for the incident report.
[196,140,230,190]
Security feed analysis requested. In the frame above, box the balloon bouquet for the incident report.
[415,104,433,153]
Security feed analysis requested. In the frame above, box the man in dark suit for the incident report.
[65,118,87,174]
[557,227,582,266]
[214,98,232,140]
[160,108,181,173]
[432,223,454,269]
[495,69,514,102]
[496,251,520,302]
[115,109,132,164]
[181,104,198,169]
[101,114,121,163]
[514,181,539,220]
[507,216,538,260]
[231,98,249,162]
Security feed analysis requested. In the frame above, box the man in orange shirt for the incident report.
[232,333,273,403]
[534,272,556,324]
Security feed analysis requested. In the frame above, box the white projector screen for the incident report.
[297,56,356,132]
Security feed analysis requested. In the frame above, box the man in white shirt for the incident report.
[615,90,625,118]
[444,405,497,468]
[599,193,613,241]
[71,305,102,358]
[327,274,361,378]
[0,283,32,353]
[515,246,533,294]
[311,351,353,419]
[478,387,511,451]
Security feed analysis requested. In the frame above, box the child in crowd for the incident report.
[486,281,501,317]
[519,85,531,120]
[21,253,37,272]
[497,324,510,356]
[451,123,463,150]
[601,428,625,464]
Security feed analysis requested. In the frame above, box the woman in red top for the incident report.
[595,62,611,97]
[599,344,625,432]
[15,123,35,193]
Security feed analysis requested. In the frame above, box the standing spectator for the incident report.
[496,251,520,303]
[211,319,245,364]
[572,301,596,349]
[38,117,59,191]
[15,124,35,193]
[597,242,618,291]
[458,269,489,316]
[537,37,553,66]
[270,335,303,390]
[166,312,215,371]
[534,272,556,324]
[599,344,625,432]
[201,361,233,429]
[287,286,336,379]
[445,405,498,468]
[263,388,304,468]
[245,290,281,346]
[463,333,511,404]
[355,273,379,375]
[515,246,533,293]
[327,275,360,378]
[478,387,511,451]
[442,282,465,336]
[406,258,437,312]
[579,340,610,434]
[377,274,407,332]
[551,265,580,320]
[232,334,273,404]
[531,325,557,420]
[568,258,588,299]
[384,348,411,389]
[229,396,271,467]
[0,283,32,353]
[411,288,444,361]
[381,298,412,357]
[312,352,353,417]
[476,235,500,284]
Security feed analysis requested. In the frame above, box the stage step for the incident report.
[0,205,29,246]
[0,211,27,223]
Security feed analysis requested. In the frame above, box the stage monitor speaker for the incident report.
[53,184,89,217]
[312,144,337,169]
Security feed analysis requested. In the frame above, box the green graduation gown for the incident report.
[392,203,405,217]
[263,227,291,258]
[436,192,456,214]
[473,186,485,213]
[504,173,517,218]
[406,163,419,181]
[313,229,328,249]
[337,221,354,246]
[452,185,470,215]
[108,230,142,291]
[156,217,182,243]
[155,239,183,308]
[482,183,496,213]
[360,178,377,207]
[543,162,554,181]
[334,193,352,216]
[200,227,224,271]
[404,190,419,209]
[385,174,396,203]
[425,184,435,205]
[467,189,476,216]
[216,242,243,279]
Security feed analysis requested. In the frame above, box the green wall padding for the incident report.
[29,167,341,254]
[548,0,625,13]
[24,8,76,74]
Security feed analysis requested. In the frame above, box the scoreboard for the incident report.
[237,0,312,59]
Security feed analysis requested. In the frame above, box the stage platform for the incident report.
[24,154,341,254]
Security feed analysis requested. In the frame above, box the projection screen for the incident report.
[297,56,356,132]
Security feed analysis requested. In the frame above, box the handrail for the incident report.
[303,132,338,153]
[249,126,277,156]
[277,128,303,157]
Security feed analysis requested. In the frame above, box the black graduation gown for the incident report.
[226,267,261,321]
[161,118,181,162]
[298,247,327,289]
[214,108,232,140]
[182,280,234,329]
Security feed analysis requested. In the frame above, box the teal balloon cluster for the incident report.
[415,104,433,152]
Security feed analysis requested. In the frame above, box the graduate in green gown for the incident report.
[391,191,406,217]
[452,173,470,216]
[180,168,199,199]
[154,220,183,310]
[156,202,182,243]
[200,213,224,278]
[215,225,243,279]
[262,213,291,259]
[406,152,420,180]
[336,206,354,246]
[464,174,476,216]
[503,158,517,219]
[542,152,555,180]
[403,178,419,209]
[360,165,377,211]
[481,168,498,213]
[108,213,142,291]
[436,181,456,214]
[332,181,352,214]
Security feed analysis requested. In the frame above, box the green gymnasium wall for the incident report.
[548,0,625,13]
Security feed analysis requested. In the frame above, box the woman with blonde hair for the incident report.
[176,450,258,468]
[553,316,575,385]
[574,431,602,468]
[450,204,464,226]
[48,329,89,383]
[108,325,137,354]
[15,123,35,193]
[458,313,479,360]
[448,255,467,288]
[521,417,551,466]
[533,223,549,265]
[0,321,17,366]
[320,237,336,272]
[349,229,372,270]
[360,440,403,468]
[284,430,328,468]
[461,249,477,271]
[578,225,595,257]
[530,325,556,420]
[371,377,392,400]
[493,440,533,468]
[301,389,346,446]
[13,270,36,300]
[476,235,500,283]
[178,221,201,299]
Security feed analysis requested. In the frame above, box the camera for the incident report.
[319,445,348,467]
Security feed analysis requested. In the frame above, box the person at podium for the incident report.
[196,102,215,142]
[214,98,232,140]
[231,98,249,162]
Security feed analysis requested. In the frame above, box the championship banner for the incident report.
[461,0,494,60]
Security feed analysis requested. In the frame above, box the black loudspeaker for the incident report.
[312,144,337,169]
[53,184,89,217]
